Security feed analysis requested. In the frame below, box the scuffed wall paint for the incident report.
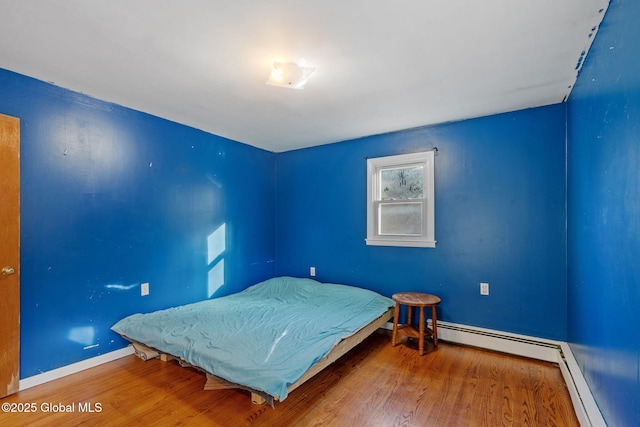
[0,69,276,377]
[567,1,640,426]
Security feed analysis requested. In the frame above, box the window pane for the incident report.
[380,166,423,200]
[379,202,423,235]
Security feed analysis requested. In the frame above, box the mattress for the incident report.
[111,276,394,400]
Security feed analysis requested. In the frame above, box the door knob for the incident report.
[2,266,15,276]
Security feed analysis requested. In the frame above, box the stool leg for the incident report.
[431,305,438,348]
[418,307,425,356]
[391,303,400,347]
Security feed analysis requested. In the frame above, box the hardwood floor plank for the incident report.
[0,331,578,426]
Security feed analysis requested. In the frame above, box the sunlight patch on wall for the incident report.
[208,223,226,264]
[208,259,225,298]
[207,223,226,297]
[104,282,140,291]
[68,326,97,349]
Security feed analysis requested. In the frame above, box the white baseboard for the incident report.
[558,342,607,427]
[19,346,134,391]
[385,320,606,427]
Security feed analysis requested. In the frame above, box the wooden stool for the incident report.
[391,292,441,356]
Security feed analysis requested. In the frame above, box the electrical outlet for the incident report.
[141,282,150,296]
[480,282,489,296]
[310,267,316,277]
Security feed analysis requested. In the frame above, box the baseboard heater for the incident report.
[384,320,606,427]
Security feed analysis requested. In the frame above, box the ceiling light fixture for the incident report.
[266,61,315,89]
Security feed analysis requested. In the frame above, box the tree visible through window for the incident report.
[366,151,435,248]
[379,165,424,235]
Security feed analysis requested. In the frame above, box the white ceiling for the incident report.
[0,1,609,152]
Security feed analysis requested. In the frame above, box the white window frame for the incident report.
[366,151,435,248]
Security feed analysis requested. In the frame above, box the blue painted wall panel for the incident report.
[275,105,567,340]
[567,1,640,425]
[0,69,276,377]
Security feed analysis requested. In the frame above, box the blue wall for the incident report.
[567,1,640,426]
[0,69,276,377]
[275,105,568,340]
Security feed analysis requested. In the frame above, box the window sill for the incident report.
[365,238,436,248]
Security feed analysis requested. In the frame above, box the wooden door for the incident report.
[0,114,20,398]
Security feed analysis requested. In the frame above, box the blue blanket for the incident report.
[111,276,394,400]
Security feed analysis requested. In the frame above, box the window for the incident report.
[366,151,435,248]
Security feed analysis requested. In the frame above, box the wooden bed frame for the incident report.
[130,307,394,405]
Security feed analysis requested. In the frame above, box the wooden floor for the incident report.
[1,331,578,426]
